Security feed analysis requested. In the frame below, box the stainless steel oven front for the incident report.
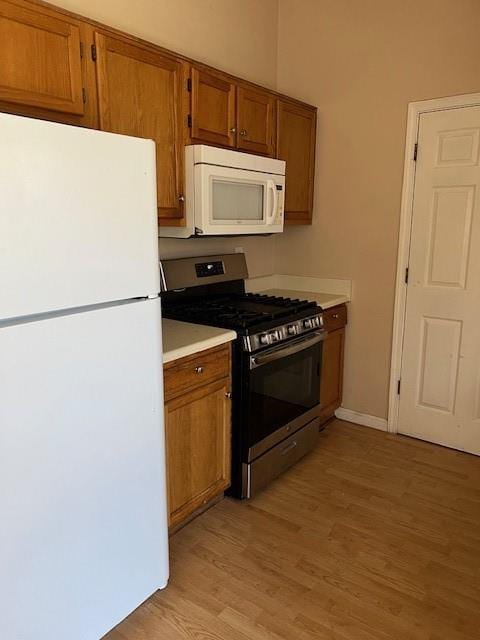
[236,330,326,498]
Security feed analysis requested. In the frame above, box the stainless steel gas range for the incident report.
[160,253,326,498]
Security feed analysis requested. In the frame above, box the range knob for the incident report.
[259,333,269,345]
[303,318,313,330]
[287,324,297,336]
[269,331,279,342]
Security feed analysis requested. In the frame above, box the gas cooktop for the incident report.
[163,292,318,330]
[160,253,325,351]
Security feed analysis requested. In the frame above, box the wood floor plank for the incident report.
[103,420,480,640]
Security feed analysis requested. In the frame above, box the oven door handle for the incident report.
[250,331,327,369]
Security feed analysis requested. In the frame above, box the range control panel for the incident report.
[195,260,225,278]
[243,313,324,352]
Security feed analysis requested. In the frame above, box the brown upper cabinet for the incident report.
[0,0,317,227]
[237,85,276,157]
[0,0,97,127]
[187,66,276,158]
[277,100,316,224]
[93,32,186,226]
[189,66,236,148]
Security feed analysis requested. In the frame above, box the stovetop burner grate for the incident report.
[243,292,314,309]
[163,292,318,330]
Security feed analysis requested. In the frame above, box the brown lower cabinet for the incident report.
[319,304,348,424]
[163,344,232,530]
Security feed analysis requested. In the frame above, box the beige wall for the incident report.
[275,0,480,419]
[55,0,278,87]
[54,0,279,277]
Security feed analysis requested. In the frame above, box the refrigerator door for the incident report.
[0,113,159,321]
[0,298,168,640]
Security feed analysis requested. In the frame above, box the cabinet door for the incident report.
[277,100,316,224]
[237,86,276,156]
[0,0,92,122]
[319,328,345,423]
[94,32,185,226]
[165,378,231,529]
[189,66,236,148]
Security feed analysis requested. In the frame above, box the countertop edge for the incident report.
[163,329,237,364]
[317,296,350,310]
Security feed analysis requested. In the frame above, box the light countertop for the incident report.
[162,318,236,364]
[258,288,349,310]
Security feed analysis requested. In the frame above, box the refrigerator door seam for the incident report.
[0,296,159,328]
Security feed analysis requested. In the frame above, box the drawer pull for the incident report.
[194,366,204,374]
[281,440,297,456]
[332,313,339,319]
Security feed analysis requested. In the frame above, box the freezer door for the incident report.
[0,113,159,320]
[0,299,168,640]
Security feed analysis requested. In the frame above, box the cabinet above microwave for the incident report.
[159,145,286,238]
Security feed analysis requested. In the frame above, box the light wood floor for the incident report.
[104,420,480,640]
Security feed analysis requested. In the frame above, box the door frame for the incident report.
[388,92,480,434]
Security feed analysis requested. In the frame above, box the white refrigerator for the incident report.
[0,113,169,639]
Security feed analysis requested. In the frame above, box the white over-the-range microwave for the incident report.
[159,145,286,238]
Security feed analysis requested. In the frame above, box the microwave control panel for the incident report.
[275,184,284,224]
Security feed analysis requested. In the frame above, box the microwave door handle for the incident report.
[266,180,277,225]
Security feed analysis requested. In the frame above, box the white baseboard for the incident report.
[335,407,388,432]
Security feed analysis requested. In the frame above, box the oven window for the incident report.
[246,341,321,447]
[211,179,264,222]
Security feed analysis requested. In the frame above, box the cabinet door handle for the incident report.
[239,129,247,137]
[230,127,236,134]
[178,194,185,202]
[194,366,204,374]
[225,391,232,399]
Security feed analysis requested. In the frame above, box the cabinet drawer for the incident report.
[164,344,230,400]
[323,304,347,332]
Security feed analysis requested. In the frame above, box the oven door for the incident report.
[194,164,284,235]
[245,331,325,459]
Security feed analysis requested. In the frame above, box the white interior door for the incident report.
[398,106,480,454]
